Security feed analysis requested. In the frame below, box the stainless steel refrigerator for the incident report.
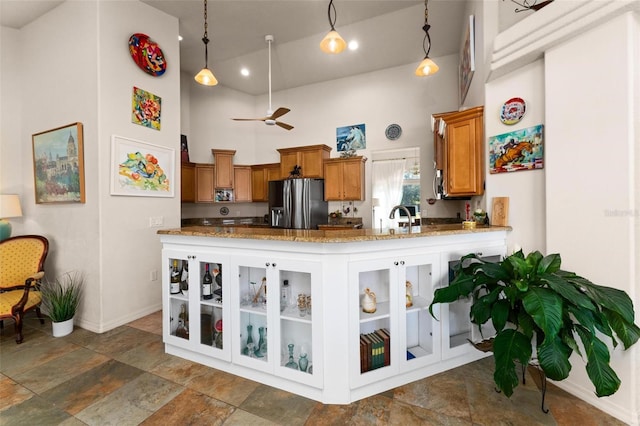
[269,179,328,229]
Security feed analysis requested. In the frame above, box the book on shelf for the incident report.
[375,328,391,367]
[369,332,382,370]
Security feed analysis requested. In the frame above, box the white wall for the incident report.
[0,26,24,235]
[2,0,181,332]
[485,60,546,254]
[545,13,639,424]
[96,1,181,331]
[183,54,466,227]
[18,0,102,328]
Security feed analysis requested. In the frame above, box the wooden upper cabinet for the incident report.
[251,163,280,202]
[277,145,331,179]
[433,106,484,197]
[234,166,252,202]
[195,164,215,203]
[181,163,196,203]
[212,149,236,189]
[324,157,366,201]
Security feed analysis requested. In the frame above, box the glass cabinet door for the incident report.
[440,249,503,360]
[235,259,270,371]
[397,253,441,372]
[163,249,230,362]
[233,255,323,388]
[349,258,397,388]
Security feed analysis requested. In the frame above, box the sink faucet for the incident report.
[389,205,413,232]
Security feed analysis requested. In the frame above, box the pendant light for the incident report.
[194,0,218,86]
[415,0,439,76]
[319,0,347,54]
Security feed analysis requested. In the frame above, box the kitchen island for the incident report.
[158,224,510,404]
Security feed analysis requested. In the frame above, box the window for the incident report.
[401,161,420,215]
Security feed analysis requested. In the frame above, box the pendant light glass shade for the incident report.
[195,67,218,85]
[320,30,346,54]
[195,0,218,86]
[416,0,438,77]
[415,57,439,76]
[320,0,346,54]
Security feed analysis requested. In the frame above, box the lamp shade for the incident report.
[0,194,22,218]
[415,57,439,76]
[0,194,22,242]
[320,30,346,54]
[195,67,218,86]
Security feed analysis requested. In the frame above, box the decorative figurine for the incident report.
[406,281,413,307]
[362,287,377,313]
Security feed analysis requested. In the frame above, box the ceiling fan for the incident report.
[232,35,294,131]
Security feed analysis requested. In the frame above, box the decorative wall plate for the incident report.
[220,207,229,215]
[500,97,526,125]
[385,124,402,140]
[128,33,167,76]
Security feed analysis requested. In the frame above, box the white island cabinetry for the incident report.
[159,226,509,404]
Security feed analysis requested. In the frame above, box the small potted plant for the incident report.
[40,271,84,337]
[429,250,640,398]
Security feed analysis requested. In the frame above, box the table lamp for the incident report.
[0,194,23,241]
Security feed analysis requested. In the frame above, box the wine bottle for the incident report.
[170,259,181,294]
[202,263,213,300]
[180,260,189,293]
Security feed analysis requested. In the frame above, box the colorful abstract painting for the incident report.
[132,87,161,130]
[489,124,544,174]
[110,135,174,197]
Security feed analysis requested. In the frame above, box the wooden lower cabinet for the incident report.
[324,157,366,201]
[181,163,196,203]
[195,164,215,203]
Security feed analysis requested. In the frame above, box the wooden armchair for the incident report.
[0,235,49,343]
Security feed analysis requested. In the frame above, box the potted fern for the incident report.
[429,250,640,398]
[40,271,84,337]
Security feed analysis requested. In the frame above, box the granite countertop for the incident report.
[158,223,511,243]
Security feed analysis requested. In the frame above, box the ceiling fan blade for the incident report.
[276,121,294,131]
[232,117,267,122]
[270,107,290,120]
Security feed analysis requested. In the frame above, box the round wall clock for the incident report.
[385,124,402,140]
[220,207,229,216]
[128,33,167,77]
[500,97,526,125]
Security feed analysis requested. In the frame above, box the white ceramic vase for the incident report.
[52,318,74,337]
[362,287,377,313]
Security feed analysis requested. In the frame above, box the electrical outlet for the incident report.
[149,216,164,227]
[150,270,158,281]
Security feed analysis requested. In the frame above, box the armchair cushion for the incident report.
[0,235,49,343]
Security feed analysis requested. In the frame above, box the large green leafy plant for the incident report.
[429,250,640,397]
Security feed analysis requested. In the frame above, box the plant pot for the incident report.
[52,318,74,337]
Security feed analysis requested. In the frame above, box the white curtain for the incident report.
[372,159,406,230]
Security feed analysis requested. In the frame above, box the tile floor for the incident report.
[0,311,626,425]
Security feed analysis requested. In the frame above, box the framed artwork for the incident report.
[459,15,475,106]
[489,124,544,174]
[336,123,366,152]
[110,135,175,197]
[215,190,233,202]
[132,86,161,130]
[491,197,510,226]
[32,122,86,204]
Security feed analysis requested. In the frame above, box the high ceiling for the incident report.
[0,0,468,95]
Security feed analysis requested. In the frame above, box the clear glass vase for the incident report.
[285,343,299,369]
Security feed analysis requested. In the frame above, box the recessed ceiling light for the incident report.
[348,40,359,51]
[178,35,183,41]
[240,68,250,77]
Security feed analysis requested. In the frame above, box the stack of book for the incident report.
[359,328,390,373]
